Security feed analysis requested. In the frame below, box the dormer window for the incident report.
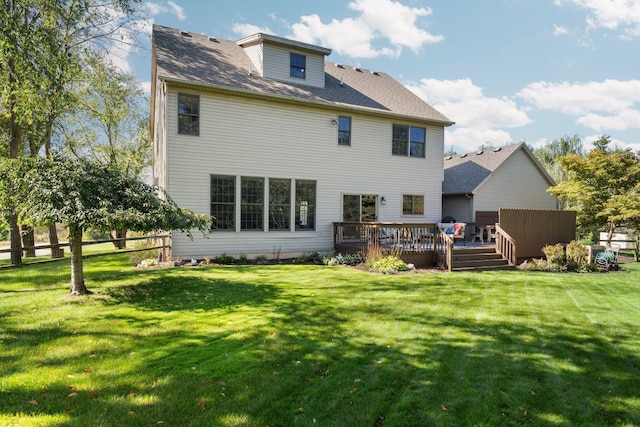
[290,53,306,79]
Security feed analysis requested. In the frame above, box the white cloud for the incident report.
[138,80,151,94]
[555,0,640,38]
[406,78,531,150]
[553,24,570,36]
[517,79,640,131]
[576,109,640,131]
[445,127,515,152]
[232,23,274,38]
[287,0,442,58]
[144,1,186,20]
[167,1,186,20]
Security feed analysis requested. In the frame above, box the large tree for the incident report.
[61,54,151,248]
[0,155,209,295]
[533,134,585,184]
[548,136,640,239]
[0,0,143,264]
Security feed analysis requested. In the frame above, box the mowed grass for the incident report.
[1,257,639,426]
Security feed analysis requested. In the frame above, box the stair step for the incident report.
[454,259,510,268]
[452,264,515,272]
[453,253,503,262]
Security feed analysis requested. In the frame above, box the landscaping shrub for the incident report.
[294,251,323,264]
[521,240,603,273]
[542,243,565,269]
[566,240,588,267]
[371,255,409,274]
[214,253,236,265]
[322,252,364,266]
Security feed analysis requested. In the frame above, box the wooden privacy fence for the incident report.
[498,209,576,260]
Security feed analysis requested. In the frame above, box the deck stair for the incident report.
[451,246,514,271]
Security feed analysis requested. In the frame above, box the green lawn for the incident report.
[1,257,639,426]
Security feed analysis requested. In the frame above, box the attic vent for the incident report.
[460,153,467,158]
[335,64,344,68]
[208,36,219,42]
[493,147,502,152]
[445,156,453,160]
[476,150,484,155]
[354,67,362,72]
[371,71,380,76]
[180,31,191,37]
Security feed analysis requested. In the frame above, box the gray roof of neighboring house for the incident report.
[442,142,555,195]
[152,24,453,125]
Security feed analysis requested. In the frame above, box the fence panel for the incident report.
[499,209,576,259]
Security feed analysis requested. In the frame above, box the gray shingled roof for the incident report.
[442,142,554,194]
[152,24,453,125]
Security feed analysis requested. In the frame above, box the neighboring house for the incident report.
[442,142,558,224]
[151,25,453,260]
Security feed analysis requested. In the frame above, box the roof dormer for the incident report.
[236,33,331,88]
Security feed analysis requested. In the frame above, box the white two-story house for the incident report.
[151,24,454,260]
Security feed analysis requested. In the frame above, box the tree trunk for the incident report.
[49,224,63,258]
[111,228,127,249]
[21,225,36,257]
[69,225,90,295]
[9,212,22,266]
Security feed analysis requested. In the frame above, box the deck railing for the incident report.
[435,229,454,272]
[333,222,437,264]
[495,224,516,266]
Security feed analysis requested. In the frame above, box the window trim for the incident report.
[177,93,200,136]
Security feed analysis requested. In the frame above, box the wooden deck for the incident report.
[334,222,515,271]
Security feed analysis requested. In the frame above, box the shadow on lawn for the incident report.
[3,268,640,426]
[104,270,280,312]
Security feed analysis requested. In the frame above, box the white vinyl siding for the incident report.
[473,149,558,214]
[163,88,444,259]
[262,44,325,87]
[442,195,472,223]
[243,44,264,75]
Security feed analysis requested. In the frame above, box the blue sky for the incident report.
[120,0,640,153]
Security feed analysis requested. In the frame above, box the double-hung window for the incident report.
[290,53,306,79]
[338,116,351,146]
[403,195,424,215]
[295,180,316,230]
[392,124,426,158]
[210,175,235,230]
[269,178,291,231]
[241,177,264,231]
[178,93,199,135]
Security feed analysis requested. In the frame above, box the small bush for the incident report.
[371,256,408,274]
[566,240,588,267]
[214,254,236,265]
[238,254,248,264]
[323,252,364,267]
[255,255,269,265]
[542,243,565,269]
[294,251,323,264]
[139,258,159,268]
[129,247,159,266]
